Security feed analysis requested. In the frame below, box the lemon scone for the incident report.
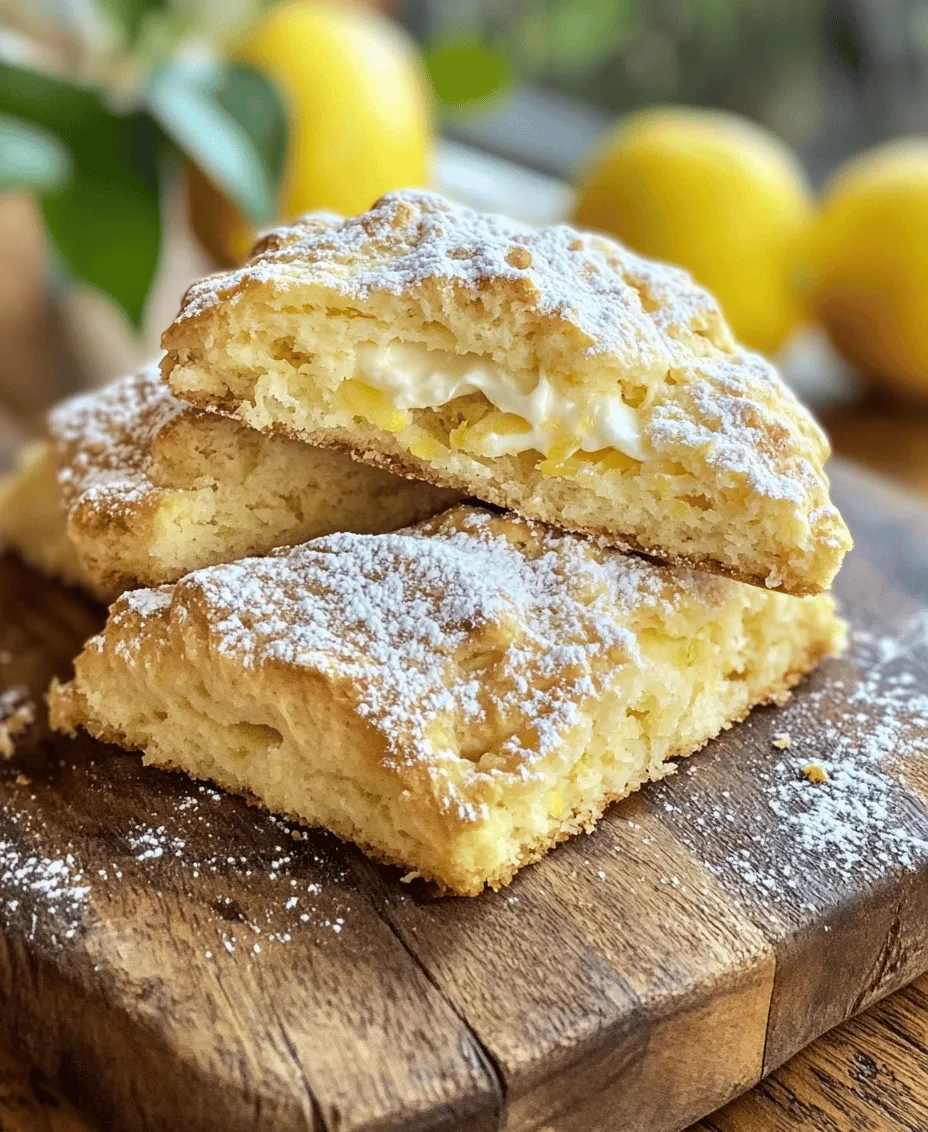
[0,440,89,590]
[33,364,457,596]
[50,506,846,895]
[162,190,851,596]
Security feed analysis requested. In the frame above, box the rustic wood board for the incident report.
[694,971,928,1131]
[0,458,926,1132]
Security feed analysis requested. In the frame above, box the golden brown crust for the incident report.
[50,506,846,895]
[161,190,852,596]
[44,365,457,594]
[173,392,836,596]
[0,441,95,593]
[48,641,826,896]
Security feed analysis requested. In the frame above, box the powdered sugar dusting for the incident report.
[48,363,184,514]
[0,759,357,953]
[170,190,843,530]
[764,615,928,873]
[176,189,724,363]
[647,352,821,504]
[126,588,172,616]
[0,803,89,943]
[109,507,737,810]
[656,608,928,918]
[116,798,355,950]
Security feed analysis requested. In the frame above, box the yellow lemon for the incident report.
[810,140,928,401]
[573,107,813,355]
[189,0,432,266]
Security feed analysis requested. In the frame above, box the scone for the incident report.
[2,364,457,597]
[162,190,851,596]
[50,506,846,895]
[0,440,89,591]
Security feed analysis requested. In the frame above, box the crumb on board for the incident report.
[801,763,830,786]
[0,687,36,759]
[772,731,791,750]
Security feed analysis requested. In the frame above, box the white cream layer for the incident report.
[354,342,645,461]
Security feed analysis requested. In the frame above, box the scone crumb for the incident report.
[772,731,792,749]
[0,687,36,759]
[506,245,532,269]
[801,763,829,785]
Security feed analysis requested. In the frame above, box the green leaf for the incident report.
[0,60,161,329]
[0,116,70,191]
[424,38,511,109]
[0,61,104,135]
[548,0,637,72]
[215,63,288,201]
[42,113,161,330]
[97,0,165,43]
[146,58,279,224]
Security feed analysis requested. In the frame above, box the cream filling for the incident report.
[353,342,645,461]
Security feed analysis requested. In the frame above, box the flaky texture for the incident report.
[0,441,92,592]
[39,365,457,596]
[50,506,846,896]
[162,190,851,596]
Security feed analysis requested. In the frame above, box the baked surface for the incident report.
[0,441,91,591]
[32,365,457,595]
[50,505,846,895]
[162,190,851,596]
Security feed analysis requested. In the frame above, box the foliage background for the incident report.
[406,0,928,180]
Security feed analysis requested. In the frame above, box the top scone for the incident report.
[162,189,851,595]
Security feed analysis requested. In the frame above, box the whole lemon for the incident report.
[811,140,928,401]
[189,0,432,266]
[573,107,813,355]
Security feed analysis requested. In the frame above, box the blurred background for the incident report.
[1,0,927,492]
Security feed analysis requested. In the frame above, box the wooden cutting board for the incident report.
[0,459,926,1132]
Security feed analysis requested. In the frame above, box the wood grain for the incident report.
[357,794,776,1132]
[0,1036,90,1132]
[693,973,928,1132]
[0,560,500,1132]
[5,976,927,1132]
[645,535,928,1075]
[0,459,926,1132]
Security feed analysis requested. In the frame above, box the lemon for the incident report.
[189,0,432,266]
[810,140,928,401]
[573,107,813,355]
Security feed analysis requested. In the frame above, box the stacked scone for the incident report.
[1,191,852,895]
[0,362,457,598]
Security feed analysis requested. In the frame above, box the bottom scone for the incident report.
[0,365,458,598]
[0,441,88,589]
[50,506,846,895]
